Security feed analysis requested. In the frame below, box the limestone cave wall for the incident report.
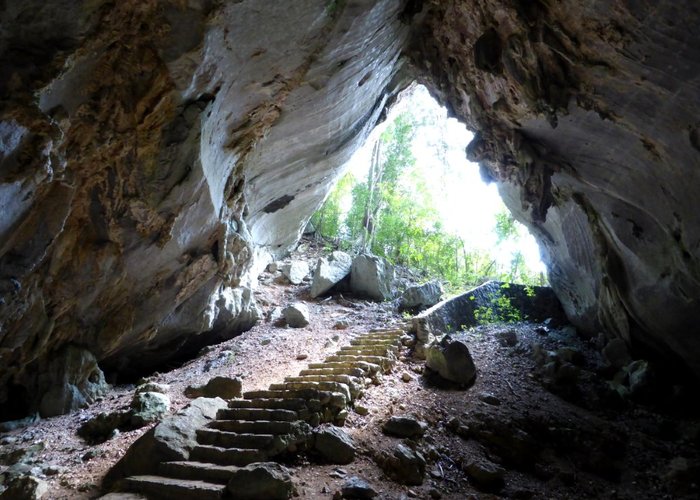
[410,0,700,376]
[1,0,699,417]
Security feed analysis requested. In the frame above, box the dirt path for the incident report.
[1,255,698,499]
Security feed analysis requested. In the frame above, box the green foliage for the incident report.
[309,110,545,292]
[473,284,525,325]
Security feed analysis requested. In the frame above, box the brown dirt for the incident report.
[1,241,699,499]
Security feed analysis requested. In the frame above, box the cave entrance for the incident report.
[311,84,545,294]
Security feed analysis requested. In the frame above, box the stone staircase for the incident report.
[115,328,405,499]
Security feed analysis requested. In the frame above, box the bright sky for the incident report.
[344,85,547,275]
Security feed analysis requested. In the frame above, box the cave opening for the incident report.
[311,83,546,293]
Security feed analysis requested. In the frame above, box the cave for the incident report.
[1,0,699,498]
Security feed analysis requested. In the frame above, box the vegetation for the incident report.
[310,108,546,294]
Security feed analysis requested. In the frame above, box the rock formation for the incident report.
[1,0,699,416]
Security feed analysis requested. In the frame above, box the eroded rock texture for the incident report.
[0,0,411,414]
[1,0,699,415]
[409,0,700,376]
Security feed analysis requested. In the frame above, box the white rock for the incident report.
[281,260,310,285]
[310,251,352,298]
[283,302,310,328]
[350,254,394,301]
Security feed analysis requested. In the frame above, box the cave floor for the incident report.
[1,265,698,499]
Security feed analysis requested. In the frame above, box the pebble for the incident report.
[296,354,308,360]
[355,405,369,416]
[401,372,413,382]
[478,392,501,405]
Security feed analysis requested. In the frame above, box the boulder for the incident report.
[78,410,130,444]
[399,281,443,311]
[0,475,48,499]
[134,382,169,395]
[310,251,352,298]
[313,426,356,464]
[602,338,632,369]
[37,345,109,418]
[104,397,227,486]
[340,476,377,499]
[425,335,477,387]
[350,254,394,301]
[184,376,242,399]
[130,391,170,427]
[380,443,426,486]
[382,416,427,439]
[227,462,294,500]
[463,457,505,490]
[282,303,310,328]
[281,261,309,285]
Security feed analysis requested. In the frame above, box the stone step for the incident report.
[350,338,402,346]
[243,388,330,402]
[189,445,267,466]
[208,419,295,434]
[307,361,381,374]
[284,374,360,386]
[367,328,404,334]
[299,367,366,378]
[228,398,310,410]
[216,408,299,421]
[159,461,238,485]
[269,381,351,402]
[339,345,398,356]
[122,475,225,500]
[196,429,275,449]
[325,354,394,370]
[283,375,363,399]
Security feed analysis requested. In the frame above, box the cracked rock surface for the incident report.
[1,0,700,415]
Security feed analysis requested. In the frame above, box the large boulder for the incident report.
[310,251,352,298]
[37,345,109,418]
[282,303,310,328]
[313,426,356,464]
[379,443,426,486]
[227,462,294,500]
[281,261,310,285]
[129,391,170,427]
[399,281,443,311]
[425,335,477,387]
[104,397,227,486]
[382,416,427,439]
[349,255,394,301]
[0,475,48,499]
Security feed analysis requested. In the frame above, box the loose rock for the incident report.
[340,476,377,499]
[399,281,443,311]
[130,391,170,427]
[382,416,427,439]
[380,443,426,486]
[0,475,48,499]
[603,338,631,369]
[283,303,311,328]
[311,251,352,298]
[425,335,476,387]
[227,462,295,500]
[314,426,357,464]
[281,261,310,285]
[184,376,242,399]
[349,254,394,301]
[464,457,505,490]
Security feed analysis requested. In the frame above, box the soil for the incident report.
[1,239,698,499]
